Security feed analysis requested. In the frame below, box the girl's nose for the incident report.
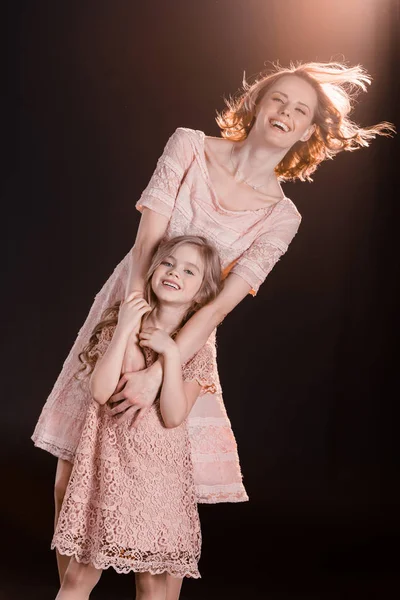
[167,268,180,278]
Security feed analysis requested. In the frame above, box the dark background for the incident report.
[2,1,399,598]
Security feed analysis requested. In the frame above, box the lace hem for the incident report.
[31,436,75,462]
[182,342,217,395]
[231,244,284,294]
[196,483,249,504]
[50,544,200,579]
[136,194,175,220]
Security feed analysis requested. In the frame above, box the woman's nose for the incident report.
[280,105,290,117]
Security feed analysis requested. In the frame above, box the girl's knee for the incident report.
[61,558,101,591]
[135,571,167,596]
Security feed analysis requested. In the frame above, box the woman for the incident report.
[32,60,395,587]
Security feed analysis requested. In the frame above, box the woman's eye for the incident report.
[296,108,306,115]
[272,97,283,103]
[185,270,194,276]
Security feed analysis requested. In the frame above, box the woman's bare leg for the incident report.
[165,574,183,600]
[135,572,167,600]
[54,458,74,584]
[55,557,102,600]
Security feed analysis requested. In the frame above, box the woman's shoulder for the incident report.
[170,127,205,145]
[161,127,205,163]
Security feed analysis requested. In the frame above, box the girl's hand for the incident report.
[139,327,177,355]
[117,292,152,333]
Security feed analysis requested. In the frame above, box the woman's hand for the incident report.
[107,362,163,426]
[117,292,151,334]
[139,327,177,356]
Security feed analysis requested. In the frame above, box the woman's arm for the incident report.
[126,127,195,299]
[125,207,170,299]
[141,273,251,370]
[119,207,169,377]
[173,273,251,362]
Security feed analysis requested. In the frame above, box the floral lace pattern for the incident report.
[52,330,210,578]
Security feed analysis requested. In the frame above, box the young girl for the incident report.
[52,235,223,600]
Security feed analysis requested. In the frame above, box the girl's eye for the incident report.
[184,269,194,276]
[162,261,173,267]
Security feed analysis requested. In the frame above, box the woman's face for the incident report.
[151,243,205,308]
[253,74,318,149]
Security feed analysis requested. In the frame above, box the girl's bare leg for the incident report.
[55,557,102,600]
[166,574,183,600]
[54,458,74,584]
[135,572,167,600]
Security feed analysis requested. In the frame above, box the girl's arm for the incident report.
[139,330,202,428]
[122,331,147,373]
[159,343,201,428]
[90,326,133,405]
[90,294,151,405]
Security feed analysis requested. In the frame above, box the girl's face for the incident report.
[151,243,205,308]
[253,75,318,149]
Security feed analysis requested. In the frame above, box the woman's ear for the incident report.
[300,123,316,142]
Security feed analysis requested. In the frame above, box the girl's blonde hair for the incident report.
[77,235,222,375]
[216,61,396,182]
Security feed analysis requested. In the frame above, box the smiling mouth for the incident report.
[162,280,180,290]
[269,119,291,132]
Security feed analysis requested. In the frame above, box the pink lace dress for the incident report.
[52,326,215,578]
[32,127,302,504]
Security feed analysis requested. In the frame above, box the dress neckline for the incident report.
[195,130,288,216]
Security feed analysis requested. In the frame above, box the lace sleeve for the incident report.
[87,325,115,363]
[231,208,302,295]
[182,342,217,396]
[135,128,195,219]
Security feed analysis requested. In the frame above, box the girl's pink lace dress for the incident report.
[52,327,213,578]
[32,128,302,504]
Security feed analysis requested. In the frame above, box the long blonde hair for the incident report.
[216,61,396,182]
[77,235,222,375]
